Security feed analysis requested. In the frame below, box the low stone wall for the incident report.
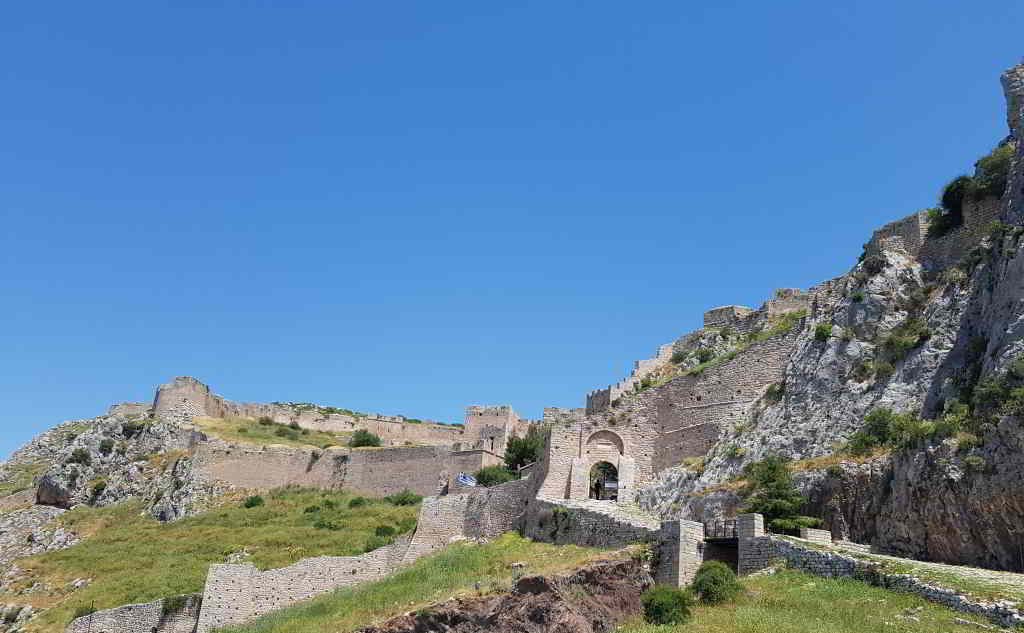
[735,513,1024,629]
[67,595,201,633]
[194,479,531,633]
[798,527,832,545]
[523,498,659,548]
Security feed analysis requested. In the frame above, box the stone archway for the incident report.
[584,430,624,463]
[589,461,619,501]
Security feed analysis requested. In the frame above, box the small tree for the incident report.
[474,465,516,487]
[504,425,545,471]
[740,455,820,533]
[349,429,382,448]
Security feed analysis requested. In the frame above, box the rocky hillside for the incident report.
[637,62,1024,572]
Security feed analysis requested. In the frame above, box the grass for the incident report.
[855,555,1024,605]
[0,461,47,497]
[192,416,350,450]
[618,569,992,633]
[224,533,612,633]
[12,488,419,633]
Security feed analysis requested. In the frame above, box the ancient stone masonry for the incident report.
[523,497,660,548]
[1001,63,1024,223]
[66,596,202,633]
[192,478,531,633]
[734,514,1024,629]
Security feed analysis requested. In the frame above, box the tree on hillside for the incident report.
[349,429,382,448]
[740,455,821,533]
[504,424,545,472]
[474,465,517,487]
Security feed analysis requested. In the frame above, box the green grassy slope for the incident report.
[13,488,418,633]
[225,533,612,633]
[619,569,994,633]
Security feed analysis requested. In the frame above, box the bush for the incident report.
[927,206,960,239]
[764,382,784,404]
[90,479,107,498]
[670,351,688,365]
[374,525,396,538]
[362,535,389,552]
[257,416,275,426]
[851,291,864,303]
[697,348,715,363]
[66,448,92,466]
[963,455,987,473]
[384,489,422,506]
[348,496,368,508]
[691,561,742,605]
[313,518,340,531]
[641,585,693,625]
[288,421,301,430]
[474,465,517,487]
[274,427,300,441]
[814,323,833,342]
[504,425,545,471]
[242,495,265,509]
[71,605,97,620]
[973,144,1014,199]
[121,420,148,438]
[350,429,382,448]
[879,318,931,362]
[303,505,321,514]
[98,439,115,455]
[862,254,887,276]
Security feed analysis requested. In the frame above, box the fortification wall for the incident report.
[919,196,1003,270]
[67,595,202,633]
[153,377,463,448]
[195,479,531,633]
[192,442,491,497]
[523,497,659,548]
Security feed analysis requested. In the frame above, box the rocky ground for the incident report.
[358,558,651,633]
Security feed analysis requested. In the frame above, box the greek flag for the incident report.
[456,472,477,487]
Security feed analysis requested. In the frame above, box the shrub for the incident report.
[66,448,92,466]
[98,439,115,455]
[288,421,301,430]
[504,425,545,471]
[973,143,1014,199]
[691,561,742,605]
[374,525,396,538]
[362,535,389,552]
[697,348,715,363]
[873,361,895,381]
[257,416,275,426]
[303,505,321,514]
[274,427,300,441]
[348,496,368,508]
[242,495,264,509]
[724,444,746,459]
[941,175,975,219]
[121,420,148,437]
[322,499,337,510]
[475,465,517,487]
[90,479,107,498]
[862,254,887,276]
[384,489,422,506]
[764,382,784,404]
[851,291,864,303]
[879,318,931,362]
[927,206,960,239]
[350,430,382,448]
[71,605,97,620]
[670,351,688,365]
[741,456,821,532]
[814,323,833,342]
[161,595,190,617]
[641,585,693,625]
[313,518,340,531]
[963,455,987,473]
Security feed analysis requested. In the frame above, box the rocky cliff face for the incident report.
[637,61,1024,572]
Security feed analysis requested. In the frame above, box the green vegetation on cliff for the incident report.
[619,568,992,633]
[12,488,419,633]
[225,533,609,633]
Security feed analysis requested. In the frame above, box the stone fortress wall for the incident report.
[66,596,202,633]
[865,196,1004,270]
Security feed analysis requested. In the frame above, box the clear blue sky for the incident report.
[2,2,1021,458]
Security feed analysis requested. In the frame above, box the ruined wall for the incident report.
[195,479,531,633]
[919,196,1004,270]
[192,441,490,497]
[703,305,756,330]
[523,498,659,548]
[153,377,464,448]
[67,596,202,633]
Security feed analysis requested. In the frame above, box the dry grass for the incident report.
[193,416,350,449]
